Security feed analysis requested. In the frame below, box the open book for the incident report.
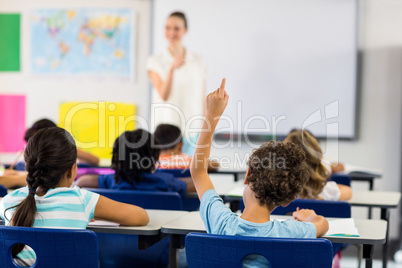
[325,218,359,237]
[342,164,382,177]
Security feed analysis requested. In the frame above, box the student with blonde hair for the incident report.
[284,129,352,201]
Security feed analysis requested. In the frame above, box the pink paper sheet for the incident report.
[0,95,26,153]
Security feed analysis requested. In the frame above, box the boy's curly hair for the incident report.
[246,141,310,209]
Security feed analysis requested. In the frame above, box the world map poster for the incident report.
[31,9,134,79]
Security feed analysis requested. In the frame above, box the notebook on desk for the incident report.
[343,164,382,177]
[272,218,359,237]
[326,218,359,237]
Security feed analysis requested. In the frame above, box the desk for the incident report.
[350,191,401,268]
[209,169,247,182]
[87,209,188,249]
[161,212,387,268]
[348,173,381,191]
[225,188,400,268]
[1,210,189,254]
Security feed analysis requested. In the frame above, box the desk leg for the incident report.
[381,208,390,268]
[369,179,374,191]
[368,179,374,219]
[169,234,182,268]
[363,244,373,268]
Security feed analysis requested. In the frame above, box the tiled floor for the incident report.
[340,246,402,268]
[341,257,402,268]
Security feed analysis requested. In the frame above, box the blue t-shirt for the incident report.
[98,172,187,196]
[200,189,317,268]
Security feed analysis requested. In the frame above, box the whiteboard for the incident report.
[152,0,358,138]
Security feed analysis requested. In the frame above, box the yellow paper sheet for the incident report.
[59,101,136,159]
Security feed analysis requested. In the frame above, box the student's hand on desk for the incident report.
[205,78,229,119]
[4,169,20,176]
[292,208,317,222]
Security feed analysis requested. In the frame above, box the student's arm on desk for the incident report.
[338,184,353,201]
[293,209,329,237]
[76,175,99,188]
[0,171,27,188]
[190,79,229,200]
[94,195,149,226]
[77,149,100,166]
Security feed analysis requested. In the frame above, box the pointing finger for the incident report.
[219,78,226,95]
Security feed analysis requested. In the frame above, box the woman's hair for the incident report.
[169,11,188,29]
[154,124,182,150]
[111,129,160,185]
[284,129,329,199]
[24,118,57,142]
[8,127,77,228]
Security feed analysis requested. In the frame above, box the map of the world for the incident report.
[31,9,134,78]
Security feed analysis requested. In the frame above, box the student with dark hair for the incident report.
[147,11,207,155]
[0,127,149,266]
[76,129,195,195]
[154,124,219,170]
[190,79,328,267]
[24,118,100,166]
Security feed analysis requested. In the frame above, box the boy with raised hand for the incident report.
[190,78,329,266]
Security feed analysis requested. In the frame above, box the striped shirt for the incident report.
[0,186,99,265]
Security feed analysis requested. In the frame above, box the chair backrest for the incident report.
[185,233,333,268]
[272,198,351,218]
[329,174,351,186]
[87,188,183,210]
[157,168,191,178]
[0,226,98,268]
[0,185,7,197]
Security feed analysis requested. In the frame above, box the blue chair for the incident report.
[272,198,351,259]
[0,226,98,268]
[0,185,7,197]
[272,198,351,218]
[329,174,351,186]
[186,233,333,268]
[87,188,183,210]
[87,188,182,268]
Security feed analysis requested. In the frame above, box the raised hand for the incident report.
[205,78,229,119]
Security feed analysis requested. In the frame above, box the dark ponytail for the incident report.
[111,129,160,185]
[8,127,77,228]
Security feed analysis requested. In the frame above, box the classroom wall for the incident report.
[0,0,151,162]
[1,0,401,239]
[210,0,402,240]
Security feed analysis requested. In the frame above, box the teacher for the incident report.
[147,11,207,150]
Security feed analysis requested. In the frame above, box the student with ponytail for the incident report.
[0,127,149,266]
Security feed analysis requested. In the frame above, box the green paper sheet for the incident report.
[0,14,20,71]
